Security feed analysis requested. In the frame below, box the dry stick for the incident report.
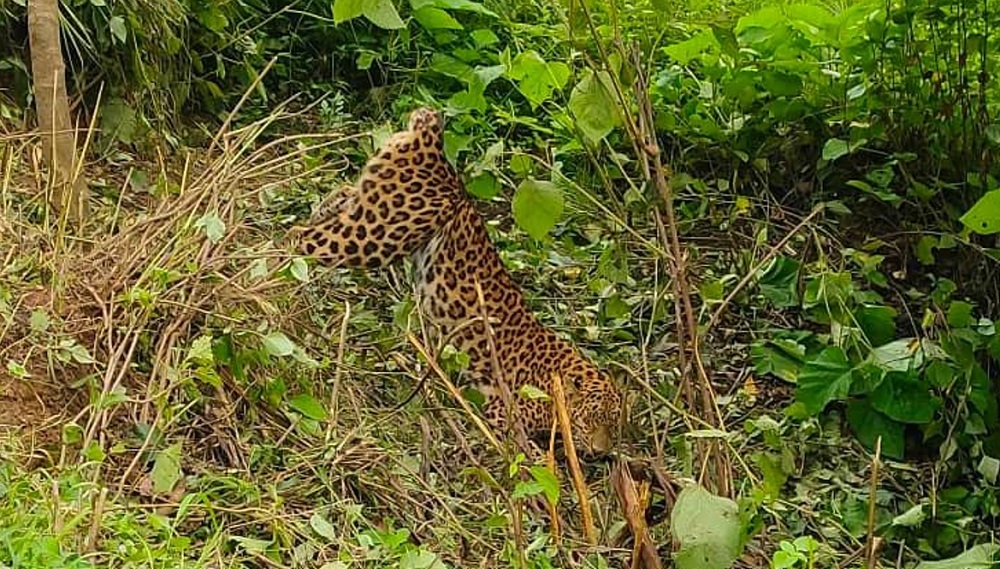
[546,419,562,545]
[630,46,732,496]
[702,205,825,337]
[328,301,351,428]
[405,332,503,452]
[550,371,597,546]
[865,436,884,569]
[85,486,108,553]
[611,461,663,569]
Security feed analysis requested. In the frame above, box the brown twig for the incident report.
[550,371,597,546]
[611,460,664,569]
[865,436,884,569]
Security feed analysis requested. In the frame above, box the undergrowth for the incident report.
[2,0,1000,567]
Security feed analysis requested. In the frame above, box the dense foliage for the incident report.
[1,0,998,567]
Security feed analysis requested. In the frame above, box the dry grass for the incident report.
[0,99,662,566]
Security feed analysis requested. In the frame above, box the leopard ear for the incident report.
[407,107,444,136]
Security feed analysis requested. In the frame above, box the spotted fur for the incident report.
[295,108,622,455]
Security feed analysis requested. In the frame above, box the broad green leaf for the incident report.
[761,71,802,97]
[846,400,904,459]
[528,465,560,505]
[362,0,405,29]
[109,16,127,44]
[29,309,50,332]
[196,6,229,32]
[411,0,496,16]
[512,179,563,239]
[914,544,1000,569]
[568,70,620,143]
[822,138,849,161]
[195,213,226,243]
[288,393,328,420]
[750,339,806,383]
[663,29,719,64]
[757,256,800,307]
[101,98,137,144]
[333,0,364,22]
[796,346,853,414]
[506,51,570,108]
[947,301,973,328]
[467,173,500,199]
[855,304,897,347]
[151,443,183,494]
[915,235,937,265]
[960,189,1000,235]
[290,258,309,282]
[413,6,462,29]
[470,28,499,47]
[310,512,338,540]
[671,484,743,569]
[262,331,296,357]
[892,504,926,527]
[870,372,939,424]
[399,550,444,569]
[870,338,924,372]
[977,455,999,484]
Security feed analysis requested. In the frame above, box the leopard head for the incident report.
[565,369,623,457]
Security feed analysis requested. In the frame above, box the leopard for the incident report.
[293,107,623,456]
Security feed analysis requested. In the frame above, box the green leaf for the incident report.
[761,71,802,97]
[518,384,550,400]
[960,189,1000,235]
[796,347,853,414]
[671,484,743,569]
[470,28,499,47]
[915,235,937,265]
[568,70,620,143]
[528,465,560,505]
[109,16,127,44]
[290,258,309,282]
[892,504,926,527]
[6,360,29,378]
[870,338,923,372]
[870,372,938,424]
[663,29,719,64]
[947,301,974,328]
[822,138,850,161]
[196,6,229,32]
[29,309,50,332]
[333,0,364,22]
[855,304,897,347]
[512,179,563,239]
[467,173,500,199]
[413,6,462,29]
[977,455,999,484]
[846,400,904,459]
[750,339,806,383]
[506,51,570,108]
[362,0,404,28]
[914,544,1000,569]
[310,513,338,540]
[399,550,444,569]
[195,213,226,243]
[412,0,495,16]
[151,443,183,494]
[101,98,137,144]
[262,331,296,357]
[757,256,800,307]
[288,393,328,421]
